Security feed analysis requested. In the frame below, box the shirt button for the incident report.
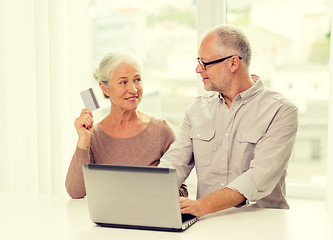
[225,132,229,136]
[220,183,225,187]
[197,134,200,137]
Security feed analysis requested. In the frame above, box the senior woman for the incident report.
[65,50,188,199]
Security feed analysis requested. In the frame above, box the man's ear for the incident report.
[230,56,241,73]
[99,82,109,97]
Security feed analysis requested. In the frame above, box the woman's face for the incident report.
[102,62,143,112]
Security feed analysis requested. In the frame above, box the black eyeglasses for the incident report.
[197,55,243,70]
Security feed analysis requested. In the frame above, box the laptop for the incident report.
[82,163,198,232]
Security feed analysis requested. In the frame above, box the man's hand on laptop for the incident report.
[180,188,246,217]
[179,197,207,217]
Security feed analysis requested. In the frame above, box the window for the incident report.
[88,0,197,126]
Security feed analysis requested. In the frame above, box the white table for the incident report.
[1,192,332,240]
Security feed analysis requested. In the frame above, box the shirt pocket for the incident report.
[190,127,215,166]
[236,130,263,171]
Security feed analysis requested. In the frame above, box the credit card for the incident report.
[80,88,100,111]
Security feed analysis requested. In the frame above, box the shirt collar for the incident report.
[237,74,263,102]
[218,74,263,104]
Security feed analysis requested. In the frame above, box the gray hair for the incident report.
[94,50,143,98]
[203,24,251,65]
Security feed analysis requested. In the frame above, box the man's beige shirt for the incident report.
[160,76,298,208]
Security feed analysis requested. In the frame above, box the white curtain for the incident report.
[327,2,333,216]
[0,0,92,195]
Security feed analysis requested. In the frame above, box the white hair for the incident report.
[94,49,143,85]
[203,24,252,65]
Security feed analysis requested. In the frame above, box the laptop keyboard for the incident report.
[181,213,196,223]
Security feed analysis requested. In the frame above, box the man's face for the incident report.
[196,34,232,93]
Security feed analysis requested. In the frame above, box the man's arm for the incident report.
[180,187,245,217]
[159,110,195,186]
[227,103,298,204]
